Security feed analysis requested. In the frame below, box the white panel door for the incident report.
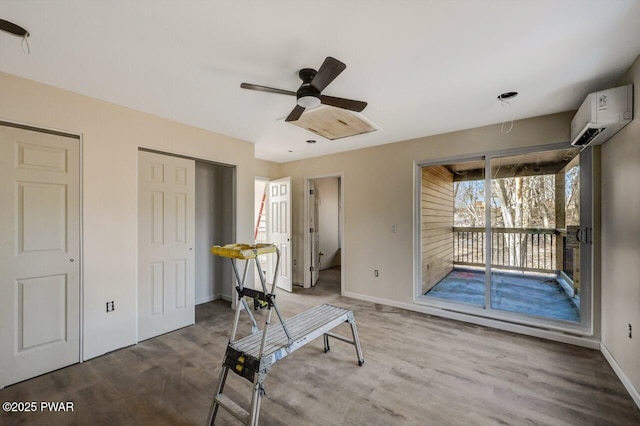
[0,125,80,388]
[138,151,195,341]
[268,177,292,292]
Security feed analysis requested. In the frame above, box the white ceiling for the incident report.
[1,1,639,163]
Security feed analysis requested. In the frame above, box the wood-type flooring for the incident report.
[1,267,638,425]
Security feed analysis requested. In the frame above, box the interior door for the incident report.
[0,125,80,388]
[268,177,292,292]
[138,151,195,341]
[310,183,320,286]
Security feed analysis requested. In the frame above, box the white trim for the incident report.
[600,343,640,409]
[78,132,84,363]
[303,178,311,288]
[196,293,233,305]
[196,294,217,305]
[344,290,600,349]
[415,294,592,336]
[138,145,240,168]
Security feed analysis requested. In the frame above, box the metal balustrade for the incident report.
[453,227,558,273]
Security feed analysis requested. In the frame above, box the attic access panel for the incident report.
[291,106,377,140]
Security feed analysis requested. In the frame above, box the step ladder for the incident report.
[254,189,267,241]
[207,243,364,425]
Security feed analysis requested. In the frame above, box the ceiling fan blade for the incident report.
[285,105,306,122]
[310,57,346,92]
[320,95,367,112]
[0,19,28,36]
[240,83,296,96]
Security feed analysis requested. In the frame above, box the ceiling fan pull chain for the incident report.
[21,32,31,55]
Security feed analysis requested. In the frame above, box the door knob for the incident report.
[69,258,75,262]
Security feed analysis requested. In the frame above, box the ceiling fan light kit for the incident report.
[297,95,321,108]
[240,56,368,123]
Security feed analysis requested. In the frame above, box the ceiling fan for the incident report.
[240,57,367,122]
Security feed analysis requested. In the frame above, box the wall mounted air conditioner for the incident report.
[570,84,633,147]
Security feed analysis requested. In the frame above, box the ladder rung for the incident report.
[215,393,250,424]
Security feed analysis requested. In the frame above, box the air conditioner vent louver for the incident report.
[574,128,604,146]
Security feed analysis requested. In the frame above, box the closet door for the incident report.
[138,151,195,341]
[0,125,80,387]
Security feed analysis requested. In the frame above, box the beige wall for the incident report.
[601,55,640,397]
[254,158,281,179]
[0,72,256,360]
[279,111,574,301]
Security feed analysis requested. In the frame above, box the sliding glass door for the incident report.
[488,150,582,323]
[419,144,592,331]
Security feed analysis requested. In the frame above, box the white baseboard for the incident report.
[342,291,601,349]
[196,294,217,305]
[601,342,640,409]
[196,293,232,305]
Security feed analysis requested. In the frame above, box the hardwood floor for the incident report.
[1,267,638,425]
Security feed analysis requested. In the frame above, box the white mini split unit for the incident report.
[570,84,633,147]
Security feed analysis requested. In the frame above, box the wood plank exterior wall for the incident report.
[421,165,454,294]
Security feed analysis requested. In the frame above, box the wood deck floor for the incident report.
[1,267,638,425]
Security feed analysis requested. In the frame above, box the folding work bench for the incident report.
[207,243,364,425]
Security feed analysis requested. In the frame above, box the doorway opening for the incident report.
[194,161,235,305]
[304,175,344,295]
[254,177,269,286]
[252,176,293,292]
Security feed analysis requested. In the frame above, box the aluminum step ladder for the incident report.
[207,243,364,425]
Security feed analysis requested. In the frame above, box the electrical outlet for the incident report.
[629,324,632,339]
[293,259,297,266]
[374,269,379,277]
[106,301,115,312]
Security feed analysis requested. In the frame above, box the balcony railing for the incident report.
[454,227,558,273]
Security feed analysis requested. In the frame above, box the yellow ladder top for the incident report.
[211,243,277,259]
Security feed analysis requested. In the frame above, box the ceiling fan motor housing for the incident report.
[297,68,321,108]
[298,68,317,83]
